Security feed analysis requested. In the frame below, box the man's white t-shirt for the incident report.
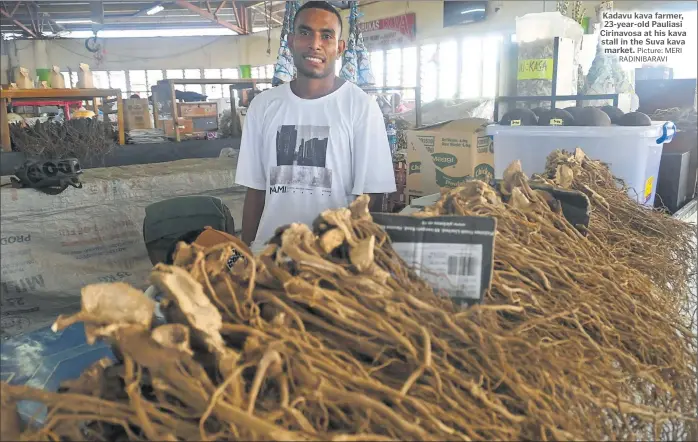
[235,81,396,250]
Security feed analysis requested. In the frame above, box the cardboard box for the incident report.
[15,67,34,89]
[49,66,65,88]
[77,63,94,88]
[178,102,218,118]
[124,98,153,130]
[405,118,494,205]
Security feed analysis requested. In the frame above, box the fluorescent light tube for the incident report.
[55,19,94,24]
[461,8,486,14]
[146,5,164,15]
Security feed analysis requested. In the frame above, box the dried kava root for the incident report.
[9,118,115,163]
[2,163,697,441]
[536,148,697,329]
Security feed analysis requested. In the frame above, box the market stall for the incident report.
[2,147,696,440]
[1,1,697,440]
[0,88,126,151]
[151,78,273,142]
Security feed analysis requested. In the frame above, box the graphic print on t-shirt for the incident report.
[270,125,333,195]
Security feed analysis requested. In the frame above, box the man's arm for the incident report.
[352,96,397,204]
[234,98,267,245]
[241,188,265,245]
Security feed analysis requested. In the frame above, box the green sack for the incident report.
[142,196,236,265]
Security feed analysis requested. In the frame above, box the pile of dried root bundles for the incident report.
[535,148,697,324]
[10,118,115,163]
[2,159,696,441]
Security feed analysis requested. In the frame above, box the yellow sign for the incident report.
[517,58,554,80]
[550,118,564,126]
[510,120,522,126]
[644,176,654,202]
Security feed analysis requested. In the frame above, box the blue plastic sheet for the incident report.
[1,323,114,425]
[340,2,374,86]
[339,46,359,84]
[273,1,301,86]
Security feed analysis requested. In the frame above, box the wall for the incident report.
[7,35,249,75]
[5,1,577,75]
[0,37,9,84]
[3,0,693,79]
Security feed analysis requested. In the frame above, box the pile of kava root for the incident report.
[2,149,696,441]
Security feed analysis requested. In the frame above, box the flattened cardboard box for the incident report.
[372,213,496,306]
[405,118,494,205]
[124,98,154,130]
[178,102,218,118]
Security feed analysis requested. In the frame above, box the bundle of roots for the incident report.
[218,110,236,139]
[534,148,697,325]
[2,158,696,441]
[650,107,697,133]
[10,118,115,163]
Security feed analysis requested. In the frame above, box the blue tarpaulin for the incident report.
[1,323,114,425]
[273,1,301,86]
[340,2,374,86]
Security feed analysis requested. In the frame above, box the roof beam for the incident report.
[231,0,250,34]
[90,0,104,33]
[10,1,22,17]
[0,6,37,37]
[213,0,226,18]
[250,2,282,26]
[173,0,246,34]
[25,1,38,35]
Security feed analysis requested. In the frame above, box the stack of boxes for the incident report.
[178,102,219,139]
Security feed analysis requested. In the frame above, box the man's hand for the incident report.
[241,188,265,246]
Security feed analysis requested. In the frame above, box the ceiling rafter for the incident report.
[213,0,226,18]
[0,0,295,38]
[25,1,38,34]
[0,4,37,37]
[9,1,21,17]
[173,0,247,34]
[250,2,282,26]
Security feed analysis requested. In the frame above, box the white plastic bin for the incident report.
[486,122,676,206]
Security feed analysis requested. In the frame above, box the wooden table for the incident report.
[9,100,84,121]
[0,88,125,152]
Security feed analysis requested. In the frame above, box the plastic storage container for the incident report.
[486,121,676,206]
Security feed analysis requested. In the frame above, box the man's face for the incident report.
[289,8,345,79]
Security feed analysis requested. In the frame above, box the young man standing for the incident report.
[235,1,396,252]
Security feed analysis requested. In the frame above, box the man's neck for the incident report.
[291,75,342,99]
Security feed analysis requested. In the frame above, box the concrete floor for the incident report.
[0,137,240,176]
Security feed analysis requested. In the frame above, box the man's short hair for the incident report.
[293,1,343,35]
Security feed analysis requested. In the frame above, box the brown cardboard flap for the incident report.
[414,118,492,133]
[405,117,495,200]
